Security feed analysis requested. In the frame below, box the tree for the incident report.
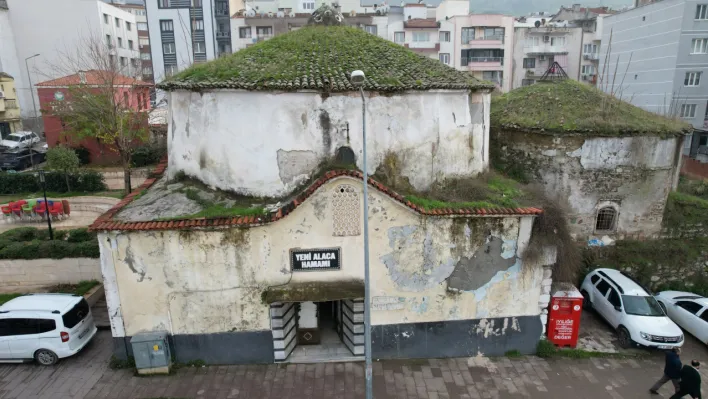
[46,146,80,192]
[42,35,151,193]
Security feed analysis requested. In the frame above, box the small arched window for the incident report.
[595,206,617,232]
[332,184,360,236]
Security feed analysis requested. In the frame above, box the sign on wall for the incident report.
[290,248,341,271]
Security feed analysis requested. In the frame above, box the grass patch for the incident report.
[536,339,642,359]
[678,176,708,201]
[662,191,708,230]
[109,355,136,370]
[491,80,690,136]
[504,349,522,358]
[176,188,266,219]
[48,280,100,296]
[0,293,22,306]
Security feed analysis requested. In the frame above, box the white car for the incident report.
[0,131,40,150]
[655,291,708,346]
[0,294,97,365]
[580,268,683,349]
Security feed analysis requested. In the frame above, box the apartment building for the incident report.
[4,0,139,129]
[0,72,22,138]
[110,1,156,88]
[146,0,233,90]
[511,19,583,89]
[599,0,708,155]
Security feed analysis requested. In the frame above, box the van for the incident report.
[0,294,97,365]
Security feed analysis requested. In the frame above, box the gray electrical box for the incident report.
[130,331,172,375]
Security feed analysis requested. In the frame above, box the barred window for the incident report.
[595,207,617,232]
[332,185,360,236]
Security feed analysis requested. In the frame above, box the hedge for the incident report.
[0,227,99,259]
[0,170,106,194]
[132,145,165,168]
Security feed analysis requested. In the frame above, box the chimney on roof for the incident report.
[78,70,87,84]
[572,3,580,11]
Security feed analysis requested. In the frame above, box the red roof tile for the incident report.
[404,18,439,29]
[89,159,543,232]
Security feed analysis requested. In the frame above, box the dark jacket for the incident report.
[665,351,682,379]
[679,365,702,396]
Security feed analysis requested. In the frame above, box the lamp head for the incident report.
[350,70,365,87]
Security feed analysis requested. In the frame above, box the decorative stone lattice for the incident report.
[332,185,360,236]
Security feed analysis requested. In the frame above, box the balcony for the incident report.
[583,53,600,61]
[404,42,440,51]
[461,57,504,71]
[524,45,568,55]
[215,9,229,16]
[461,35,504,49]
[216,31,231,39]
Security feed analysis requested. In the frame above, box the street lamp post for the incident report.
[38,170,54,240]
[25,54,40,169]
[351,70,372,399]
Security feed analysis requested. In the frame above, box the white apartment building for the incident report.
[3,0,139,126]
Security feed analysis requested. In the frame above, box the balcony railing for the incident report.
[216,31,231,38]
[524,45,568,55]
[470,35,504,43]
[256,34,273,41]
[215,9,229,16]
[405,42,440,50]
[583,53,600,61]
[461,57,504,66]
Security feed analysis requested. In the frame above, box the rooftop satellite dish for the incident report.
[277,11,285,17]
[246,9,256,17]
[289,11,296,17]
[534,20,541,27]
[268,11,274,17]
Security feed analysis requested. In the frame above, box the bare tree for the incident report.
[40,34,151,193]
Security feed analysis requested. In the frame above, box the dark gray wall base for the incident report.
[371,315,541,359]
[112,336,133,360]
[172,331,275,364]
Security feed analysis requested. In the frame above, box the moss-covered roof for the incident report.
[490,80,691,137]
[157,26,493,93]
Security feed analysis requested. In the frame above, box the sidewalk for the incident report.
[1,331,707,399]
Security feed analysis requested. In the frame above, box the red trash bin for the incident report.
[547,288,584,348]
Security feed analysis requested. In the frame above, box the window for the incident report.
[607,288,621,308]
[439,31,450,42]
[595,206,617,231]
[332,185,360,236]
[0,319,38,336]
[126,22,131,31]
[239,27,252,38]
[137,22,148,31]
[128,40,134,50]
[165,64,178,76]
[700,310,708,322]
[163,42,176,54]
[139,37,150,46]
[622,296,664,316]
[131,58,139,67]
[194,41,206,54]
[677,301,703,315]
[103,13,109,24]
[550,36,566,46]
[394,31,405,43]
[141,52,151,60]
[681,104,697,118]
[143,66,153,75]
[256,26,273,37]
[483,27,504,40]
[521,79,535,86]
[120,56,127,67]
[109,54,115,65]
[106,34,112,47]
[523,58,535,68]
[596,280,611,296]
[192,19,204,31]
[303,1,315,10]
[526,36,540,47]
[118,37,123,48]
[413,32,429,42]
[439,53,450,64]
[159,0,171,7]
[590,274,600,284]
[461,27,475,43]
[37,319,56,334]
[696,4,708,20]
[192,0,202,6]
[581,65,595,75]
[685,72,702,86]
[583,43,598,54]
[364,25,377,35]
[115,17,120,28]
[160,20,174,32]
[691,38,708,54]
[123,92,129,106]
[62,299,90,329]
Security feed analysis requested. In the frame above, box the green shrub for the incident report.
[67,228,95,243]
[0,227,40,241]
[132,145,165,168]
[72,240,100,258]
[0,170,106,194]
[0,227,99,259]
[73,146,91,166]
[536,339,556,358]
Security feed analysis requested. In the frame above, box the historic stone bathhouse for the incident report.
[491,80,691,242]
[92,13,556,365]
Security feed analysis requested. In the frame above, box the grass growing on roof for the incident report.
[490,80,690,136]
[161,26,492,92]
[404,174,528,210]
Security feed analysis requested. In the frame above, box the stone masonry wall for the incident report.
[0,258,101,291]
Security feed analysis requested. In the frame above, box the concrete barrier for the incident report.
[0,257,101,291]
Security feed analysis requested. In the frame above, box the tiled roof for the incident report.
[89,162,543,232]
[404,18,439,28]
[157,26,493,93]
[36,70,152,87]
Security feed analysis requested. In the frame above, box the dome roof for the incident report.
[490,80,691,137]
[157,25,493,93]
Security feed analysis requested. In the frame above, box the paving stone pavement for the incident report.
[1,329,707,399]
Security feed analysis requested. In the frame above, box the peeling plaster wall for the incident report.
[167,90,490,198]
[99,177,548,344]
[495,130,683,239]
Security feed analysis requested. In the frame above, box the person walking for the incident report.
[651,347,682,394]
[670,360,702,399]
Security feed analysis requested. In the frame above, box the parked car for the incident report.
[655,291,708,346]
[0,148,46,171]
[0,294,97,365]
[0,131,41,150]
[580,268,683,349]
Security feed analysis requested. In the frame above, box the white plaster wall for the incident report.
[99,176,545,338]
[167,90,490,198]
[0,9,22,101]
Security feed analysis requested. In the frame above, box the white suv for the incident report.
[580,268,683,349]
[0,294,97,365]
[0,131,40,150]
